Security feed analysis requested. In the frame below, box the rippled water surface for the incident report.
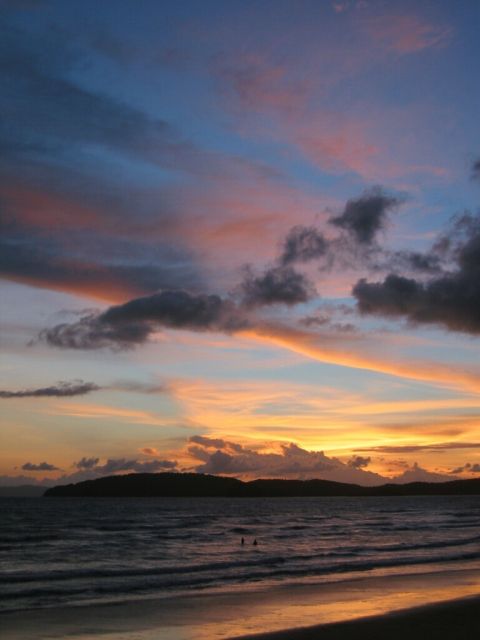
[1,496,479,612]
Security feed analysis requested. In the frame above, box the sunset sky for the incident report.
[1,0,480,487]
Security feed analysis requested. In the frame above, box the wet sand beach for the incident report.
[232,595,480,640]
[1,567,479,640]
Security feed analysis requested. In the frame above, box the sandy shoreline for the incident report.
[231,595,480,640]
[1,567,479,639]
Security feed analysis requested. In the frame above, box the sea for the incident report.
[1,495,479,613]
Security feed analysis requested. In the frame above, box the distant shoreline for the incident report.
[42,471,480,498]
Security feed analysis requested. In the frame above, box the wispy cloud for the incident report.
[361,13,452,55]
[0,380,100,398]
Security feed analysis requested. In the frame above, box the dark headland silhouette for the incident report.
[43,472,480,497]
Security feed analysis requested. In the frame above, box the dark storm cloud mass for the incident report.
[353,213,480,335]
[329,188,401,245]
[0,380,100,398]
[22,462,59,471]
[239,265,316,307]
[280,226,328,265]
[40,290,248,349]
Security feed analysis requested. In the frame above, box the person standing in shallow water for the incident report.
[253,539,258,546]
[241,537,244,545]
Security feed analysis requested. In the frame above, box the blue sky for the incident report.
[1,0,480,486]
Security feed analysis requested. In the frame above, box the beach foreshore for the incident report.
[231,595,480,640]
[1,567,479,640]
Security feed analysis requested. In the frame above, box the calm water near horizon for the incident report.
[1,496,479,614]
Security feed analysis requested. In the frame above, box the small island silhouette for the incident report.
[43,473,480,497]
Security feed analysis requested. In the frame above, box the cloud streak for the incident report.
[22,462,59,471]
[243,322,480,394]
[0,381,100,398]
[356,442,480,454]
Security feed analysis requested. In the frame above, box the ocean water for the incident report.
[1,496,479,613]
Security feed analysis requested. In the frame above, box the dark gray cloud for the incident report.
[239,265,316,307]
[101,290,242,330]
[329,187,401,245]
[450,462,480,474]
[40,290,247,350]
[353,211,480,335]
[22,461,59,471]
[471,158,480,182]
[348,455,371,469]
[189,435,244,452]
[74,457,99,470]
[280,226,328,265]
[354,259,480,335]
[274,188,404,278]
[39,313,152,350]
[382,250,442,274]
[98,458,177,474]
[113,381,169,394]
[50,456,179,483]
[299,312,356,333]
[0,380,100,398]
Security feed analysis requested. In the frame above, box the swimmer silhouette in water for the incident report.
[253,538,258,546]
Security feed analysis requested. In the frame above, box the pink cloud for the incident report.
[362,14,452,55]
[1,183,102,231]
[218,53,311,116]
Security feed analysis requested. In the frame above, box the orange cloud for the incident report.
[49,402,176,427]
[241,323,480,394]
[140,447,160,456]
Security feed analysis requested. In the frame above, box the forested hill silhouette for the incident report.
[43,472,480,497]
